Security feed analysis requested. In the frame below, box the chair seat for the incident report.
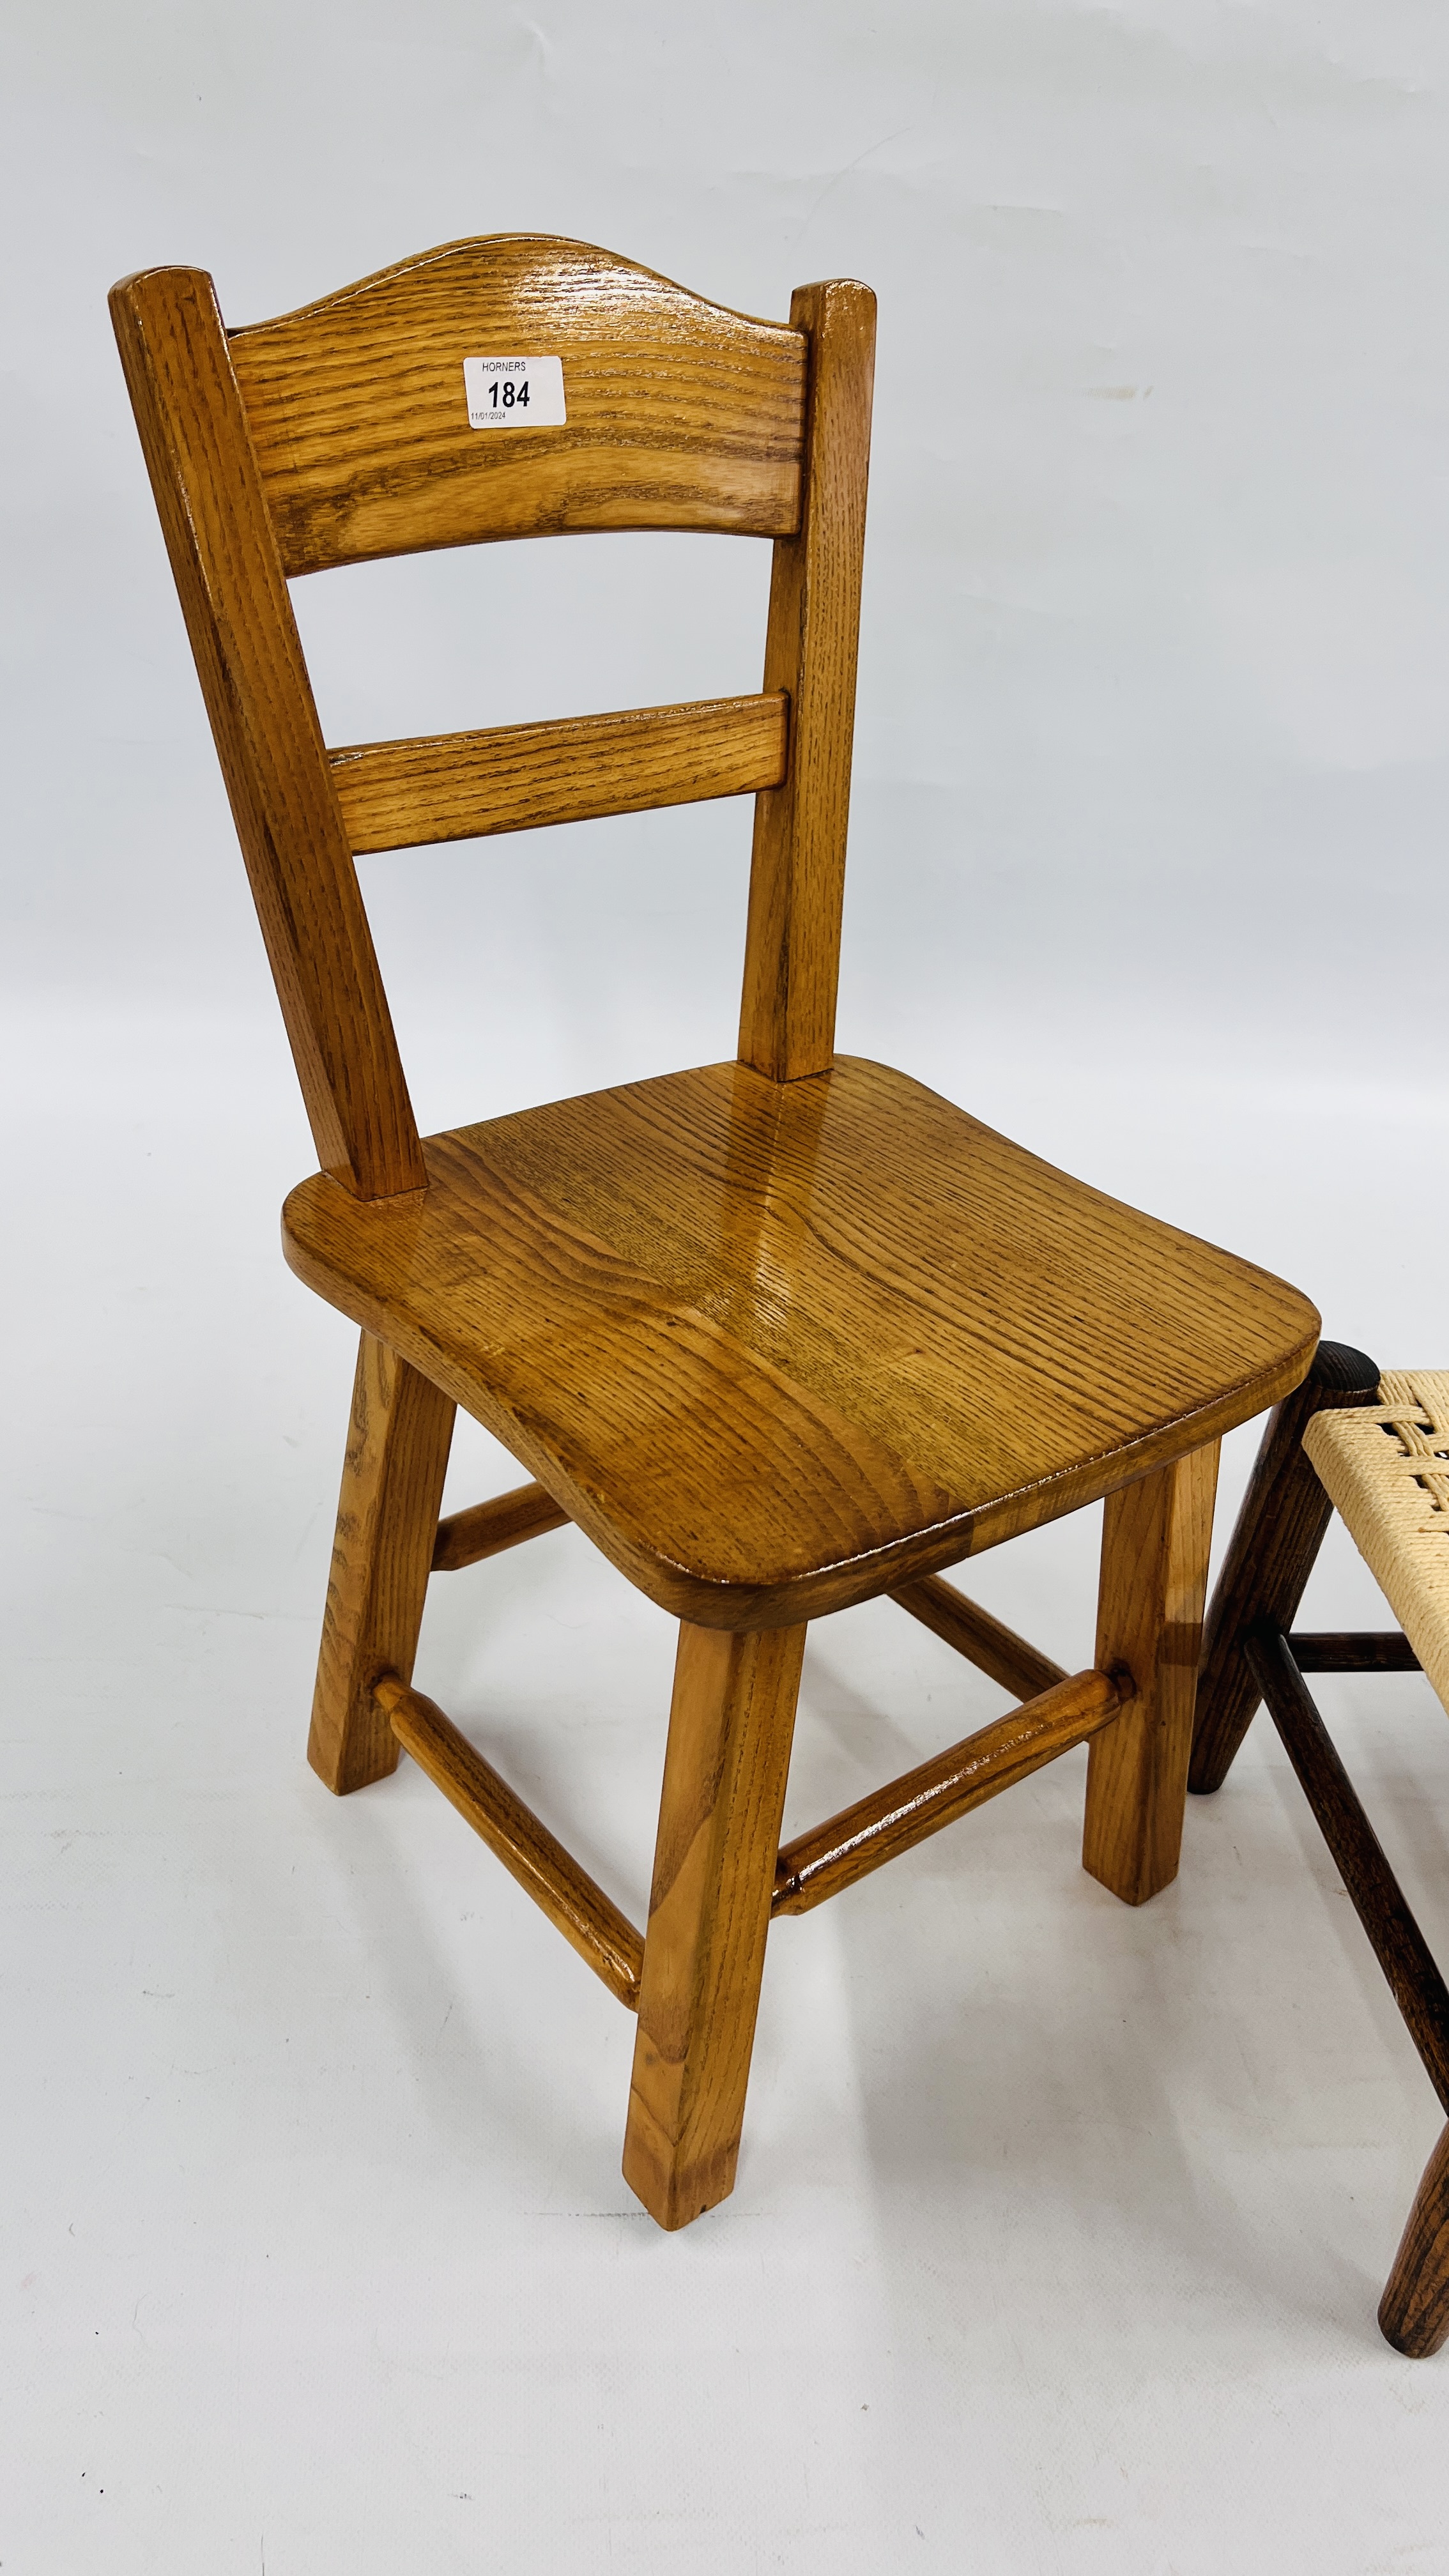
[283,1054,1318,1629]
[1304,1371,1449,1712]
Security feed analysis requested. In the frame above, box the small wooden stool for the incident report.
[1193,1351,1449,2354]
[112,233,1318,2230]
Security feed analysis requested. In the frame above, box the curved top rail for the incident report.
[228,233,808,574]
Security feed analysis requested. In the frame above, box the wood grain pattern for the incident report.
[1246,1629,1449,2116]
[116,230,1329,2238]
[376,1675,643,2008]
[623,1620,805,2228]
[739,279,875,1080]
[109,266,425,1197]
[1287,1632,1420,1673]
[331,693,788,854]
[773,1665,1124,1917]
[432,1481,569,1572]
[227,235,808,575]
[1379,2124,1449,2358]
[889,1572,1067,1701]
[1190,1342,1380,1794]
[308,1333,455,1793]
[1083,1441,1220,1905]
[284,1057,1317,1632]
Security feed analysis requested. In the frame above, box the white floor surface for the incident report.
[6,1002,1449,2573]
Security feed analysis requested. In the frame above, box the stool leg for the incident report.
[1083,1440,1220,1906]
[623,1619,806,2230]
[307,1331,455,1795]
[1189,1341,1380,1795]
[1379,2124,1449,2358]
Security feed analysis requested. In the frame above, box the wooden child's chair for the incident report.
[1193,1347,1449,2354]
[112,234,1318,2230]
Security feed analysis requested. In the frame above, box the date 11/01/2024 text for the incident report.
[463,353,567,429]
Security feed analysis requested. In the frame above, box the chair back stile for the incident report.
[739,279,874,1083]
[109,236,877,1194]
[111,264,424,1199]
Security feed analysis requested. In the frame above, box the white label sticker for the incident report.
[463,354,566,429]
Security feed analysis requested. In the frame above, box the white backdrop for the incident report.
[6,6,1449,2572]
[9,0,1449,1131]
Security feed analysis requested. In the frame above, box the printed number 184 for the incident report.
[463,355,567,429]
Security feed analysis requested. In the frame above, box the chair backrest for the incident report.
[110,236,876,1198]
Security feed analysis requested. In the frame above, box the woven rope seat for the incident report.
[1303,1370,1449,1713]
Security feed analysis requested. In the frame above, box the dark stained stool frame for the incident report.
[1191,1342,1449,2356]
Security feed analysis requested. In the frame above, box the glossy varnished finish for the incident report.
[773,1665,1124,1917]
[739,280,875,1081]
[1083,1441,1220,1906]
[116,229,1326,2237]
[376,1675,643,2009]
[227,236,808,574]
[623,1620,806,2229]
[308,1335,454,1793]
[331,693,788,855]
[1379,2126,1449,2358]
[109,267,425,1199]
[284,1057,1317,1631]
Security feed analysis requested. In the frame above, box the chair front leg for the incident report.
[1083,1439,1220,1905]
[623,1618,806,2231]
[308,1331,455,1795]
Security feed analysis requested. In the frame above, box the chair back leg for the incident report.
[624,1620,807,2229]
[1083,1440,1219,1905]
[309,1331,456,1794]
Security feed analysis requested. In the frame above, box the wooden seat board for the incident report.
[283,1054,1317,1629]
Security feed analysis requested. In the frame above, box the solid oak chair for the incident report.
[1192,1347,1449,2354]
[111,234,1318,2231]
